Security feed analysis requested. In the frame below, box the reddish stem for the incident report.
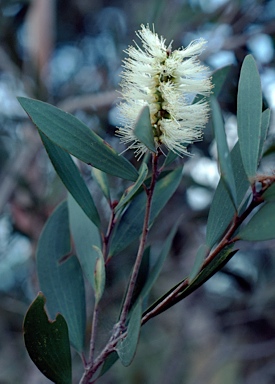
[119,153,159,327]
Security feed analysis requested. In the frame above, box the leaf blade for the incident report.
[133,106,157,153]
[207,105,270,249]
[115,162,148,213]
[144,246,237,317]
[238,202,275,241]
[24,292,72,384]
[206,142,249,248]
[116,300,142,367]
[211,97,237,207]
[37,201,86,353]
[41,132,100,227]
[109,167,182,256]
[92,168,111,203]
[258,108,270,163]
[263,183,275,202]
[68,194,102,289]
[212,65,231,97]
[237,55,262,178]
[140,219,180,300]
[18,97,138,181]
[93,246,106,304]
[188,244,209,283]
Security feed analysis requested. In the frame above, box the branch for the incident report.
[141,181,267,324]
[79,152,160,383]
[119,152,159,327]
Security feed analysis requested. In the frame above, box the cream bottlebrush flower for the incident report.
[117,24,212,158]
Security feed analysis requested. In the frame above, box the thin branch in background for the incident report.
[0,124,41,214]
[57,91,118,114]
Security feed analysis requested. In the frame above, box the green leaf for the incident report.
[92,168,111,202]
[162,150,179,168]
[37,201,86,353]
[263,183,275,202]
[176,247,238,303]
[116,300,142,367]
[99,352,119,378]
[40,132,100,227]
[258,109,271,163]
[130,247,150,309]
[93,246,106,304]
[211,97,237,208]
[68,194,102,289]
[237,55,262,179]
[140,219,180,300]
[263,142,275,157]
[238,202,275,241]
[118,246,150,322]
[189,244,209,283]
[18,97,138,181]
[193,65,231,105]
[212,65,231,97]
[206,142,249,248]
[24,293,72,384]
[144,246,237,317]
[109,167,183,256]
[115,163,148,213]
[206,107,269,250]
[133,106,157,153]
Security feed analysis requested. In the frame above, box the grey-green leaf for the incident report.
[133,106,157,153]
[211,97,237,208]
[258,108,270,163]
[93,246,106,304]
[18,97,138,181]
[109,167,182,257]
[129,247,150,310]
[212,65,231,97]
[92,168,111,202]
[189,244,209,283]
[237,55,262,179]
[263,183,275,202]
[24,293,72,384]
[41,132,100,227]
[176,247,238,304]
[68,194,102,289]
[99,352,119,378]
[37,201,86,353]
[140,219,180,300]
[206,105,269,249]
[238,202,275,241]
[192,65,231,105]
[115,162,148,213]
[116,300,142,367]
[162,150,179,168]
[206,142,249,249]
[144,246,237,317]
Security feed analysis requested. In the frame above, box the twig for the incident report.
[141,181,267,324]
[79,332,121,384]
[57,91,118,113]
[102,206,116,263]
[79,152,159,383]
[119,152,159,327]
[0,124,41,214]
[89,303,99,364]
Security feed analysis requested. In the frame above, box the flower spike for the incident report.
[117,24,213,158]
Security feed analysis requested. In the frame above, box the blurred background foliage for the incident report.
[1,0,275,383]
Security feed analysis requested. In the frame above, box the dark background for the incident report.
[1,0,275,383]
